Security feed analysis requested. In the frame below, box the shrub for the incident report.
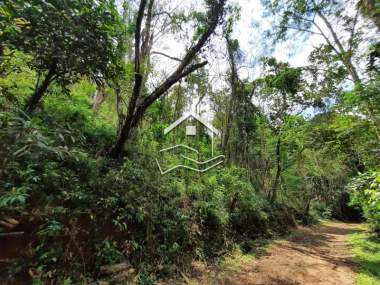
[0,93,295,283]
[310,201,333,219]
[348,171,380,234]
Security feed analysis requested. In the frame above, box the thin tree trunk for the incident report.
[109,0,148,158]
[129,62,208,128]
[304,199,311,216]
[25,62,57,113]
[138,0,155,106]
[223,31,239,158]
[92,85,107,112]
[316,10,380,141]
[141,0,154,61]
[110,74,144,158]
[316,11,361,83]
[115,83,124,134]
[365,102,380,141]
[270,136,281,202]
[173,89,182,120]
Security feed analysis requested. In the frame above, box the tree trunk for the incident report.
[108,0,147,158]
[316,11,361,83]
[92,85,107,111]
[173,88,183,120]
[223,30,239,159]
[141,0,155,61]
[137,0,155,107]
[364,101,380,141]
[317,10,380,141]
[115,83,125,134]
[270,136,281,202]
[359,0,380,30]
[109,74,143,158]
[304,199,311,216]
[25,62,57,113]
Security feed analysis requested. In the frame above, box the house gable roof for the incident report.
[164,112,220,136]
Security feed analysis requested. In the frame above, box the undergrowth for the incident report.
[350,226,380,285]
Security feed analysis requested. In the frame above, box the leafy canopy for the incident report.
[1,0,125,86]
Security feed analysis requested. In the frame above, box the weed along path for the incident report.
[188,222,361,285]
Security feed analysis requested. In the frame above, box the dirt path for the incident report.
[191,222,360,285]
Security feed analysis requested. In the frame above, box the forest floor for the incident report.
[186,221,363,285]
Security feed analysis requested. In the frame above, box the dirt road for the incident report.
[190,222,360,285]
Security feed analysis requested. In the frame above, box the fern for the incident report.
[0,186,30,208]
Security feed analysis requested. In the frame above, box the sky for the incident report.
[228,0,325,117]
[231,0,325,77]
[124,0,369,120]
[150,0,325,93]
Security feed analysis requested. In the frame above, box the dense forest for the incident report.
[0,0,379,284]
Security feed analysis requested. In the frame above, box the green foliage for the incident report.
[263,0,348,43]
[1,0,125,111]
[260,57,302,95]
[0,186,29,209]
[0,49,36,107]
[1,0,125,81]
[0,0,379,283]
[41,85,115,151]
[310,201,333,219]
[95,239,124,266]
[349,171,380,234]
[38,220,63,237]
[0,96,293,282]
[350,227,380,285]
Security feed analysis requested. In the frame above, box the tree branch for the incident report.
[177,0,225,71]
[109,0,226,158]
[316,10,360,82]
[131,0,226,127]
[348,6,360,53]
[312,20,341,55]
[131,61,208,127]
[151,51,181,61]
[284,25,322,35]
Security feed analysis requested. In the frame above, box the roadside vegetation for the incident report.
[350,225,380,285]
[0,0,379,284]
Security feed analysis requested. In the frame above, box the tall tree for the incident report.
[109,0,226,158]
[262,0,380,140]
[1,0,124,113]
[253,58,305,201]
[222,24,258,167]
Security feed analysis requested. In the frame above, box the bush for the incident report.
[310,201,333,219]
[0,91,295,283]
[348,171,380,234]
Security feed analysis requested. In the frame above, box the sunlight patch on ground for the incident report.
[349,225,380,285]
